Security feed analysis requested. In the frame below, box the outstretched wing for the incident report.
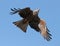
[13,19,29,32]
[38,19,52,41]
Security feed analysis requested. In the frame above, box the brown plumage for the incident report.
[10,7,52,41]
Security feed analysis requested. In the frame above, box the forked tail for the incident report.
[13,19,29,32]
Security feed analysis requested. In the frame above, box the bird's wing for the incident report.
[23,7,30,12]
[13,19,29,32]
[10,8,21,15]
[38,19,52,41]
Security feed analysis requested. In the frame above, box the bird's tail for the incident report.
[38,19,52,41]
[13,19,29,32]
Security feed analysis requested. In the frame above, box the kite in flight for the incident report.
[10,7,52,41]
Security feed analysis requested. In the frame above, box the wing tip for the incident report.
[44,32,52,41]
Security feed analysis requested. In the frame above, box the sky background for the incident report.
[0,0,60,46]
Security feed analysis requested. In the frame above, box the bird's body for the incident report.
[10,7,52,41]
[18,7,32,19]
[29,14,40,32]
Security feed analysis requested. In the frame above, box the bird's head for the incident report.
[33,8,40,15]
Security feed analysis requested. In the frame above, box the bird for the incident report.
[10,7,52,41]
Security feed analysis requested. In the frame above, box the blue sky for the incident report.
[0,0,60,46]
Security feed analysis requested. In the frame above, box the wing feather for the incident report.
[38,19,52,41]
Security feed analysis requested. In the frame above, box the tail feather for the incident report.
[13,19,29,32]
[38,19,52,41]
